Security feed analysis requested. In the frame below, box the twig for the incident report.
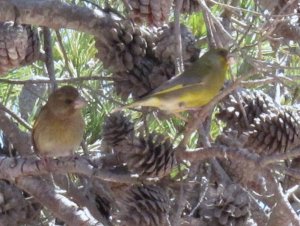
[43,27,57,91]
[199,0,234,42]
[267,178,300,226]
[188,165,211,217]
[259,0,297,39]
[55,30,74,78]
[0,76,113,85]
[208,0,261,16]
[260,147,300,167]
[198,124,232,184]
[121,0,132,12]
[202,9,216,48]
[0,103,32,131]
[235,91,249,128]
[174,0,184,74]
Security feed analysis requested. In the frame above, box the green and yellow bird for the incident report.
[32,86,87,157]
[117,48,230,113]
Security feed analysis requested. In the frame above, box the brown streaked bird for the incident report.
[32,86,86,157]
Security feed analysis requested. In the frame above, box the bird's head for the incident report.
[203,48,230,69]
[47,86,87,118]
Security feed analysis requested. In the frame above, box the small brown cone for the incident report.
[21,25,40,65]
[126,133,176,178]
[114,184,170,226]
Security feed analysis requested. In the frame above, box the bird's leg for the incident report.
[38,155,51,171]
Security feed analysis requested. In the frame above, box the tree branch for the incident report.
[0,0,118,37]
[43,27,57,91]
[16,176,103,226]
[0,155,139,184]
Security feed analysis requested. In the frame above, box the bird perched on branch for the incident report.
[32,85,86,157]
[114,48,230,114]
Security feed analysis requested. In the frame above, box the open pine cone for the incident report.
[0,21,40,75]
[95,20,147,73]
[154,22,200,63]
[200,183,251,226]
[126,133,176,178]
[217,89,277,133]
[244,108,300,155]
[101,112,134,154]
[128,0,172,26]
[115,184,170,226]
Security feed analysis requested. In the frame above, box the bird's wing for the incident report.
[150,71,207,96]
[31,106,46,153]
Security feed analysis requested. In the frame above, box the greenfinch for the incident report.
[117,48,229,113]
[32,86,86,157]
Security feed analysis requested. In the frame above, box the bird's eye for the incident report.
[65,99,73,104]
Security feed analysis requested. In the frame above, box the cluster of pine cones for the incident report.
[95,2,200,100]
[101,112,175,225]
[217,89,300,156]
[101,109,254,225]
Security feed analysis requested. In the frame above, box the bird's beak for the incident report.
[73,96,87,109]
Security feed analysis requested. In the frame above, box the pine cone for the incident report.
[126,133,176,178]
[216,131,265,192]
[244,108,300,155]
[154,22,200,63]
[113,57,157,100]
[128,0,172,26]
[115,184,170,226]
[21,25,40,65]
[114,23,199,100]
[101,112,134,154]
[95,194,111,220]
[95,20,147,72]
[217,90,277,133]
[0,22,40,76]
[0,180,41,225]
[181,0,201,14]
[200,183,250,226]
